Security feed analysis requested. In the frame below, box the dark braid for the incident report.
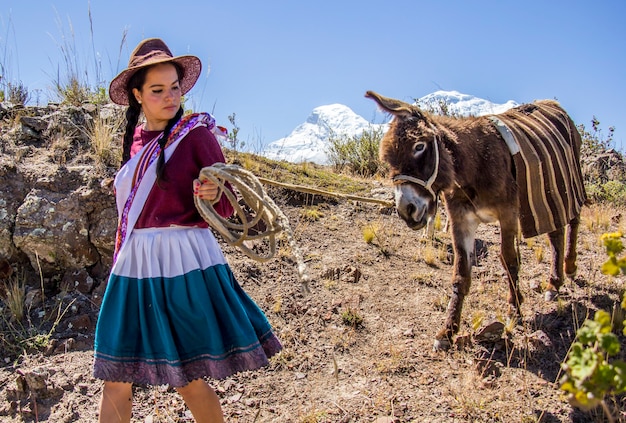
[120,67,149,167]
[121,104,141,166]
[155,106,184,183]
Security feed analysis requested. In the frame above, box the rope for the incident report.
[195,163,395,293]
[255,177,394,207]
[194,163,312,292]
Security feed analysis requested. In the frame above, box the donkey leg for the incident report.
[564,215,581,278]
[434,213,478,351]
[499,213,523,317]
[545,226,565,301]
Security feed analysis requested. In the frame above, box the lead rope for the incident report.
[194,163,311,293]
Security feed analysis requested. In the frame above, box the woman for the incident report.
[94,38,282,422]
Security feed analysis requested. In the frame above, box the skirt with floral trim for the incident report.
[93,226,282,387]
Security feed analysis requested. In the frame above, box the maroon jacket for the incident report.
[132,125,234,229]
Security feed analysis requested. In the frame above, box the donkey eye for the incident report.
[413,142,426,155]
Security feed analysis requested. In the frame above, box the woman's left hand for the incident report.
[193,178,220,202]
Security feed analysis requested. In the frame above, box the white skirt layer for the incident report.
[113,226,227,279]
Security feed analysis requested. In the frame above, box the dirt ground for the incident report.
[0,185,625,422]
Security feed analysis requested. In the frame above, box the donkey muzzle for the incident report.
[395,185,432,230]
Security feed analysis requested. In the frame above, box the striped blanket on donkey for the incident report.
[490,100,587,238]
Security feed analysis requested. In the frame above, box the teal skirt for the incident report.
[93,226,282,387]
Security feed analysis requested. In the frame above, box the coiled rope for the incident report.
[194,163,395,293]
[194,163,312,292]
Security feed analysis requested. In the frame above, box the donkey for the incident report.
[365,91,587,350]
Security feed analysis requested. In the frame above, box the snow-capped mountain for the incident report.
[261,104,387,164]
[417,90,518,116]
[260,91,518,165]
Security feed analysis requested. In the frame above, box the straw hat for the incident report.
[109,38,202,105]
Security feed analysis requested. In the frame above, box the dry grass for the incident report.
[228,150,376,197]
[3,271,25,322]
[86,110,123,167]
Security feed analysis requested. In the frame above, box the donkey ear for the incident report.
[365,91,423,120]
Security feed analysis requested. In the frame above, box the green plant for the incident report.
[326,126,386,177]
[227,113,245,153]
[54,75,92,106]
[362,225,376,244]
[0,255,76,359]
[341,308,363,328]
[559,232,626,421]
[560,309,626,415]
[602,181,626,206]
[361,221,396,258]
[1,15,30,106]
[0,297,75,358]
[579,116,615,155]
[301,206,323,222]
[300,410,330,423]
[90,86,109,105]
[600,232,626,276]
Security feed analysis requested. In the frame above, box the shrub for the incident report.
[326,126,386,177]
[599,232,626,277]
[579,116,615,155]
[6,81,29,105]
[602,180,626,205]
[560,308,626,414]
[560,232,626,421]
[54,76,92,106]
[586,181,626,206]
[341,308,363,328]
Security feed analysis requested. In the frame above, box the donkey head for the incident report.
[366,91,452,230]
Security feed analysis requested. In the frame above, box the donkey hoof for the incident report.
[544,289,559,302]
[433,337,452,351]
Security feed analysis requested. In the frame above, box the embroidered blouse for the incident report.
[131,125,234,229]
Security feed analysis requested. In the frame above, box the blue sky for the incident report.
[1,1,624,151]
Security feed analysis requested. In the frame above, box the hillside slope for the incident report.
[0,103,624,422]
[1,172,625,422]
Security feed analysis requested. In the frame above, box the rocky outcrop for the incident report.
[0,102,121,292]
[581,148,626,183]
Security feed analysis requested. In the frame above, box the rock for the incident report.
[529,279,542,293]
[527,330,553,348]
[24,289,43,309]
[13,188,101,276]
[0,103,120,291]
[582,149,626,183]
[321,265,362,283]
[62,269,95,294]
[341,266,362,284]
[62,314,93,332]
[53,338,77,354]
[474,321,505,343]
